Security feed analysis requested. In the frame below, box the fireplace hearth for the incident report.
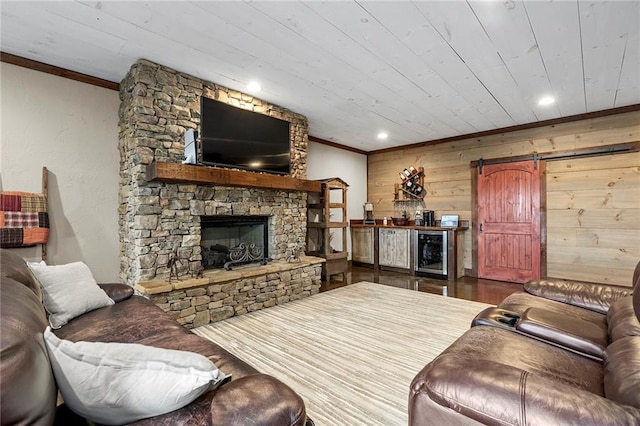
[201,215,270,270]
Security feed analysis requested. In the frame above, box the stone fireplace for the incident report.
[117,59,322,327]
[201,215,269,270]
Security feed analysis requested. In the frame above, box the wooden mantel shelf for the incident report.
[146,161,322,192]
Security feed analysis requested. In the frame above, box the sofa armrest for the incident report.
[524,279,631,314]
[98,283,134,303]
[411,356,640,425]
[210,374,308,426]
[131,373,308,426]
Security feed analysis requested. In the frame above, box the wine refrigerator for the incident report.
[413,230,448,279]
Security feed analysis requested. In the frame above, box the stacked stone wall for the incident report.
[145,261,323,328]
[118,59,310,286]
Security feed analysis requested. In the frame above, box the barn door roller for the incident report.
[474,143,634,171]
[477,154,538,172]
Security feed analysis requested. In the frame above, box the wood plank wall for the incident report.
[367,110,640,287]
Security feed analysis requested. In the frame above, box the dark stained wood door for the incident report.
[477,160,542,283]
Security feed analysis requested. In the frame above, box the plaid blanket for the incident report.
[0,191,49,248]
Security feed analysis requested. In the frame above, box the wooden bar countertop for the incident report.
[349,219,469,231]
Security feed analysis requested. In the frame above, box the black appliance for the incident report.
[423,210,435,227]
[199,97,291,175]
[413,230,447,279]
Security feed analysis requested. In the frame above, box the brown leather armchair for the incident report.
[410,262,640,425]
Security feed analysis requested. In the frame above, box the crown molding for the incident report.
[1,52,119,91]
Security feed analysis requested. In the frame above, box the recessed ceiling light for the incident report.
[377,132,388,140]
[247,81,262,92]
[538,96,555,106]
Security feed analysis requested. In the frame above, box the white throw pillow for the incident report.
[44,327,228,425]
[28,261,114,329]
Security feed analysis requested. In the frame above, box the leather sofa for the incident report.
[410,262,640,425]
[0,249,311,426]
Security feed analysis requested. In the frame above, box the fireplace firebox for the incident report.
[201,215,269,270]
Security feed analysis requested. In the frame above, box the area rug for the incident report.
[193,281,490,426]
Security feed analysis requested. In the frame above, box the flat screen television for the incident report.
[199,97,291,175]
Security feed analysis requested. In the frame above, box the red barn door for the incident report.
[477,160,542,283]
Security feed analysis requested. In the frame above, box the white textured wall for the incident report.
[307,142,368,259]
[0,63,121,282]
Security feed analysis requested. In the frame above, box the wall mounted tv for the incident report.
[199,96,291,175]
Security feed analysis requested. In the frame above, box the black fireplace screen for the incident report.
[201,215,269,270]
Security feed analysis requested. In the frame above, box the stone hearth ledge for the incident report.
[136,256,325,294]
[134,256,326,328]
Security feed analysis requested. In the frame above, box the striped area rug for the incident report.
[193,281,490,426]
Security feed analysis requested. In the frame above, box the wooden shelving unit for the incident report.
[306,177,349,281]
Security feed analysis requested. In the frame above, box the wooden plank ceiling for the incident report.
[1,1,638,151]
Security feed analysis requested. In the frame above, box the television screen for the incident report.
[200,97,291,175]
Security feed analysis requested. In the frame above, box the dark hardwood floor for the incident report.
[320,265,524,305]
